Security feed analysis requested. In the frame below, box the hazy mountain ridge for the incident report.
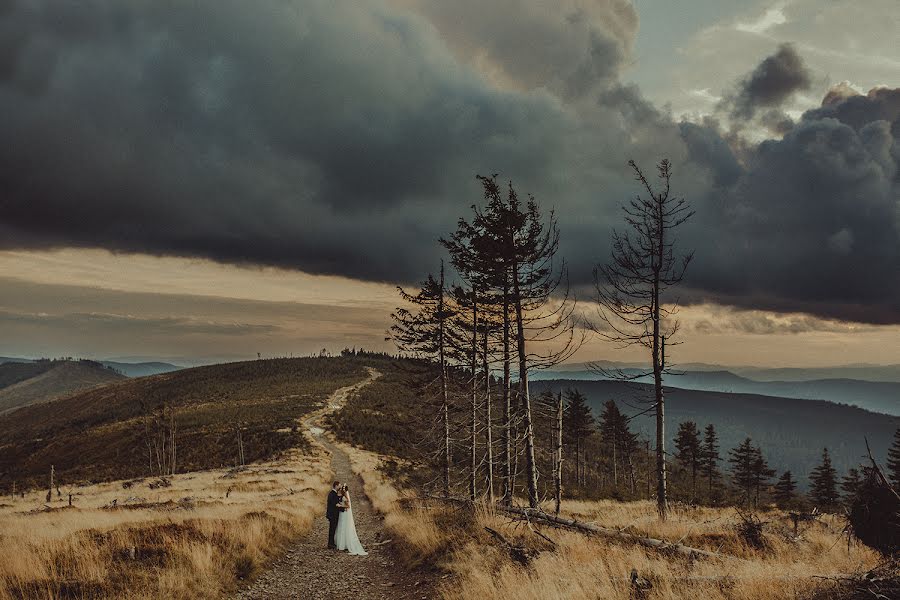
[532,367,900,415]
[547,361,900,383]
[0,356,182,378]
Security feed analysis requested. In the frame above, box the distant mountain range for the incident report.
[531,378,900,490]
[0,356,182,378]
[547,361,900,383]
[532,363,900,416]
[0,359,125,414]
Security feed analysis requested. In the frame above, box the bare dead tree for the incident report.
[590,159,695,521]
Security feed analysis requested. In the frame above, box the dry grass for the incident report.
[335,444,880,600]
[0,446,331,600]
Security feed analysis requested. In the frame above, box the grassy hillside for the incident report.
[0,360,124,414]
[532,379,900,485]
[0,357,366,491]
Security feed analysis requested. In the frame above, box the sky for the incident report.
[0,0,898,367]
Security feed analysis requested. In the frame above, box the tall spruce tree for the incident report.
[887,427,900,488]
[564,388,594,488]
[728,437,756,506]
[700,424,722,499]
[751,445,775,507]
[466,175,579,508]
[809,447,839,511]
[773,471,797,508]
[674,421,702,502]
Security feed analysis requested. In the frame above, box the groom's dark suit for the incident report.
[326,489,341,548]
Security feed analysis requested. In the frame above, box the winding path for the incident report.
[235,369,436,600]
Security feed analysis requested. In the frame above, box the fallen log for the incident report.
[499,506,736,561]
[422,495,740,561]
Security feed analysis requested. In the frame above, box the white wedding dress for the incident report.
[334,492,368,556]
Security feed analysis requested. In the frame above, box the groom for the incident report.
[326,480,343,549]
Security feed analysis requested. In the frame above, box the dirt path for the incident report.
[235,369,436,600]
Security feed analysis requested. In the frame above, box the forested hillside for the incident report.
[532,379,899,486]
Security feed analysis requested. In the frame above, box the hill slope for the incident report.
[531,379,900,486]
[0,360,124,414]
[0,357,367,491]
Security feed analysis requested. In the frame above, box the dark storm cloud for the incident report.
[721,43,812,120]
[0,1,897,324]
[0,0,575,281]
[684,85,900,324]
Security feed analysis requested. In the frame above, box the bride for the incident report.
[334,484,368,556]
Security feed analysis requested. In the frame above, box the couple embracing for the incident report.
[326,481,368,556]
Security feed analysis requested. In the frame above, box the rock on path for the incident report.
[235,370,437,600]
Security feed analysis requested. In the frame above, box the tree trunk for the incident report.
[654,332,667,520]
[555,391,563,515]
[502,282,512,504]
[439,265,450,498]
[613,437,618,491]
[483,327,494,503]
[512,260,539,508]
[470,299,478,502]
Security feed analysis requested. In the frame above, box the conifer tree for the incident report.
[887,427,900,488]
[460,175,579,508]
[674,421,702,502]
[751,445,775,507]
[773,471,796,508]
[728,437,756,506]
[699,424,722,499]
[598,400,639,494]
[809,447,839,511]
[391,264,456,497]
[564,388,594,488]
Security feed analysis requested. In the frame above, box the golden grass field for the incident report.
[340,442,880,600]
[0,446,330,600]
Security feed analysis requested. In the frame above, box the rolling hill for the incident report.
[544,361,900,383]
[531,379,900,487]
[0,356,368,491]
[0,356,182,378]
[0,359,125,414]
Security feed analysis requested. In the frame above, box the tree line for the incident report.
[389,160,898,520]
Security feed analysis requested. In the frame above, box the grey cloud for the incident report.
[684,92,900,323]
[393,0,638,98]
[0,310,280,336]
[721,43,812,120]
[0,276,392,357]
[0,2,897,325]
[693,312,878,336]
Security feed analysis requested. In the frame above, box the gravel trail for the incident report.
[235,369,436,600]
